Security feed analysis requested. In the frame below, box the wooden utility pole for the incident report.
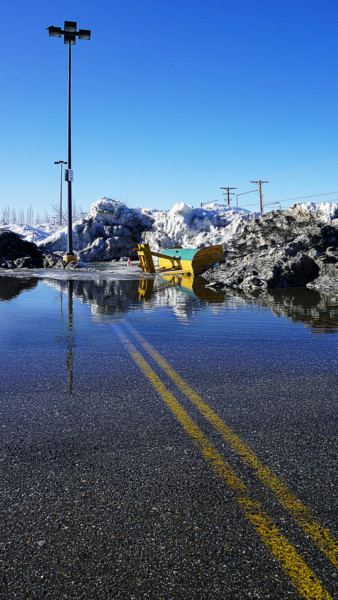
[250,180,269,212]
[220,187,237,206]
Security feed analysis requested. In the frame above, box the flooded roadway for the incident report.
[1,273,337,599]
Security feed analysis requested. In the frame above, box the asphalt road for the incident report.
[1,282,337,599]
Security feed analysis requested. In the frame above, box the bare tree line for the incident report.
[0,201,86,227]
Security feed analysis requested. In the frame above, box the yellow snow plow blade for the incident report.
[136,243,223,275]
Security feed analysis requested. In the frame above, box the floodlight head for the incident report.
[64,21,77,32]
[78,29,91,40]
[48,26,62,38]
[64,32,76,44]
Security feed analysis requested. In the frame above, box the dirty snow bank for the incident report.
[202,202,338,291]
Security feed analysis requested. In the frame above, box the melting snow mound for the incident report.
[40,198,154,261]
[39,198,255,261]
[142,202,256,252]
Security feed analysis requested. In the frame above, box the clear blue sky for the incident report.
[1,0,338,219]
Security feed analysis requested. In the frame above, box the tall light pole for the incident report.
[47,21,91,263]
[54,160,67,225]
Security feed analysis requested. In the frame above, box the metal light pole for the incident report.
[48,21,91,263]
[54,160,67,225]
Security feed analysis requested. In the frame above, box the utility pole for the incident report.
[220,187,237,206]
[250,180,269,212]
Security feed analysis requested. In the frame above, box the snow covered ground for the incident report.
[0,222,61,244]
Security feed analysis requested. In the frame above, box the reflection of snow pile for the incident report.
[43,276,239,323]
[141,202,255,252]
[40,198,154,262]
[39,198,255,261]
[0,223,61,243]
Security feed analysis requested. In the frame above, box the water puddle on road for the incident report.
[0,272,337,333]
[1,270,336,393]
[1,271,337,599]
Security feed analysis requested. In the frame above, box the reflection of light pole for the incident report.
[54,160,67,225]
[66,280,75,393]
[48,21,91,263]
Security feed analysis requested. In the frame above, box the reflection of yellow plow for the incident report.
[160,273,226,302]
[136,243,223,276]
[137,274,226,303]
[137,277,155,300]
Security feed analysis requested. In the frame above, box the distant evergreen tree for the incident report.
[26,205,34,227]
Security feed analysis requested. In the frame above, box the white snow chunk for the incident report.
[142,202,256,252]
[291,201,338,221]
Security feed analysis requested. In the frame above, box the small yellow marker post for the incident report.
[63,254,78,264]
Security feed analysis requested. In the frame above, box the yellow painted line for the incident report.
[123,322,338,569]
[115,326,333,600]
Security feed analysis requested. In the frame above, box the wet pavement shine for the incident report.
[0,272,337,599]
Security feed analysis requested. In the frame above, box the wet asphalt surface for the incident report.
[1,280,337,599]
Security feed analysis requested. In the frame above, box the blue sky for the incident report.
[1,0,338,219]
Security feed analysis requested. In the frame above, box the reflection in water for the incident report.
[158,274,226,303]
[65,280,75,393]
[137,277,155,301]
[47,275,226,324]
[230,287,338,335]
[0,276,38,301]
[45,276,337,334]
[54,281,76,393]
[136,275,226,303]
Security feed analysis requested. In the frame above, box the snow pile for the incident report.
[203,202,338,291]
[0,222,61,243]
[39,198,154,262]
[291,202,338,221]
[35,197,338,268]
[141,202,255,251]
[39,198,255,261]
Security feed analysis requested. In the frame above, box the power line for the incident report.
[268,156,338,180]
[276,190,338,203]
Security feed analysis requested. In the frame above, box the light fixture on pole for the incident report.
[48,21,91,263]
[54,160,67,225]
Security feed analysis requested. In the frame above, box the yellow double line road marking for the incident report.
[124,321,338,569]
[115,324,334,600]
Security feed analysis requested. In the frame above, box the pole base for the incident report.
[63,253,77,264]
